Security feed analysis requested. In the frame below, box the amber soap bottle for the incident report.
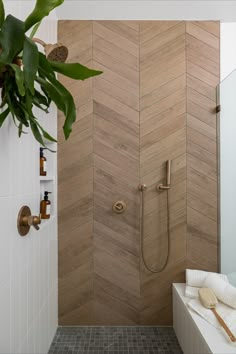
[40,191,52,219]
[40,148,47,176]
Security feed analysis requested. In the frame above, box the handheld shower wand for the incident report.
[158,160,171,191]
[139,159,172,273]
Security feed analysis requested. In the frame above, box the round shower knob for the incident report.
[112,201,127,214]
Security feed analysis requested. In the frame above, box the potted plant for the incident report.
[0,0,102,146]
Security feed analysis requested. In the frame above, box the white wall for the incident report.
[220,23,236,274]
[221,23,236,80]
[0,2,58,353]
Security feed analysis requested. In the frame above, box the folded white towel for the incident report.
[228,272,236,287]
[186,269,228,287]
[188,297,236,332]
[185,285,200,298]
[204,273,236,309]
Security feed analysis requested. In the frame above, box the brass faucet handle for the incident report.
[29,215,41,230]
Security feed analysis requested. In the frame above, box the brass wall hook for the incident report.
[17,206,41,236]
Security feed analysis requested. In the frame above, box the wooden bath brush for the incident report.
[199,288,236,342]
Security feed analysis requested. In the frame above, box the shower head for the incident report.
[33,38,69,63]
[45,43,69,63]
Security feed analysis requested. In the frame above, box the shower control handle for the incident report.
[112,201,127,214]
[158,160,171,191]
[28,215,41,230]
[17,206,41,236]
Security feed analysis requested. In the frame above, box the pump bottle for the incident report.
[40,148,47,176]
[40,191,52,219]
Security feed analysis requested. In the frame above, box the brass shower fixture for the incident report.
[112,201,127,214]
[139,160,172,274]
[158,160,171,191]
[33,38,69,63]
[17,206,41,236]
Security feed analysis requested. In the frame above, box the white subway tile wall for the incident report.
[0,2,58,353]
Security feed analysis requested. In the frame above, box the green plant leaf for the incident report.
[38,53,55,80]
[29,21,42,39]
[4,75,18,126]
[29,118,46,146]
[38,53,76,139]
[24,0,64,32]
[5,75,29,127]
[0,0,5,28]
[0,107,9,127]
[11,98,29,127]
[32,89,49,112]
[0,15,25,70]
[49,61,103,80]
[36,75,76,140]
[9,64,25,96]
[23,37,39,95]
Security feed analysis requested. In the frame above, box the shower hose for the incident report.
[139,186,171,273]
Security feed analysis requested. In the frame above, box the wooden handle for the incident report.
[212,308,236,342]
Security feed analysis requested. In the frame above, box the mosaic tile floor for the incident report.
[48,326,183,354]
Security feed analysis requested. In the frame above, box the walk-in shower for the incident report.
[58,20,219,326]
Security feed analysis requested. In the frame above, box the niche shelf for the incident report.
[39,176,55,182]
[39,141,57,227]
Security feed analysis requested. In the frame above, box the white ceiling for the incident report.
[5,0,236,21]
[55,1,236,21]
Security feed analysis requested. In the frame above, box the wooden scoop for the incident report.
[199,288,236,342]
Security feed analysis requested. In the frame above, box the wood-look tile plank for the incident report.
[94,77,139,111]
[140,21,180,44]
[187,126,216,155]
[187,113,216,141]
[187,100,216,128]
[93,21,139,57]
[186,34,219,64]
[187,61,219,87]
[141,22,185,57]
[187,140,216,168]
[186,22,219,49]
[187,207,217,242]
[141,74,185,110]
[187,193,217,222]
[187,166,217,197]
[192,21,220,38]
[141,88,186,123]
[187,227,218,271]
[93,34,139,71]
[187,74,216,101]
[187,154,217,182]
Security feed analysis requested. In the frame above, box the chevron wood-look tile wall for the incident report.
[140,21,187,325]
[58,21,220,325]
[186,22,220,272]
[58,21,94,325]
